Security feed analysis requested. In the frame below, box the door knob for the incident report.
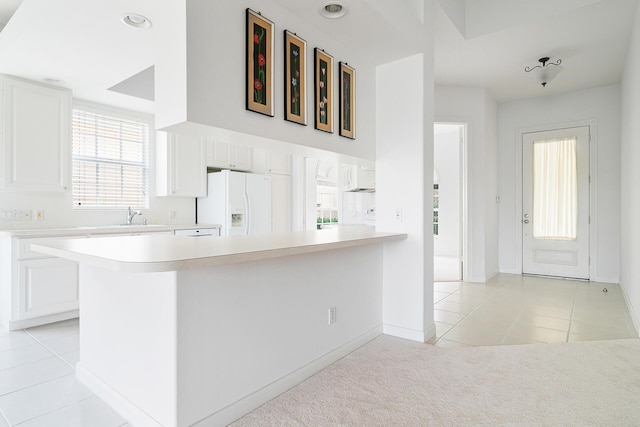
[523,219,530,224]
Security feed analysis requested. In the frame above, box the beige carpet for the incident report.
[232,335,640,426]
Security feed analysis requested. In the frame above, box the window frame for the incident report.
[71,101,153,211]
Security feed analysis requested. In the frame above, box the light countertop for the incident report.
[31,227,407,273]
[0,224,221,238]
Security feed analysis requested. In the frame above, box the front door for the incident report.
[522,126,590,279]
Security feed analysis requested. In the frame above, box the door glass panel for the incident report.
[532,137,578,240]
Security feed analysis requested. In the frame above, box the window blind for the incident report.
[72,109,149,209]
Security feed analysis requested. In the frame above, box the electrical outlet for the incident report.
[34,209,44,220]
[23,209,32,221]
[328,307,337,325]
[395,208,403,222]
[169,210,176,219]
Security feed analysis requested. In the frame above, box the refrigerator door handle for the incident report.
[243,191,250,235]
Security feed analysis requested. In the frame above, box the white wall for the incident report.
[435,85,499,282]
[497,85,621,283]
[377,51,435,342]
[484,94,499,279]
[620,5,640,332]
[155,0,377,161]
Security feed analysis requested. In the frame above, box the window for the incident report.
[72,107,150,209]
[316,183,339,228]
[532,137,577,240]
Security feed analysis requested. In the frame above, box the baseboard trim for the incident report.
[79,326,383,427]
[619,281,640,337]
[76,364,165,427]
[424,322,437,343]
[383,323,435,343]
[591,276,620,284]
[4,310,78,331]
[485,271,498,281]
[197,325,383,426]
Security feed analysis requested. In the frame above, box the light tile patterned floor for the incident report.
[433,274,638,348]
[0,319,128,427]
[0,274,636,425]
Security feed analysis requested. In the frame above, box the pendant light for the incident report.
[525,57,563,87]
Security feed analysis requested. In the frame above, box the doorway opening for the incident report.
[434,123,467,281]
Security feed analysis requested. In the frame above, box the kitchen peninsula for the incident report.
[33,227,406,427]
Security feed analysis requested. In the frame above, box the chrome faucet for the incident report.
[126,207,142,225]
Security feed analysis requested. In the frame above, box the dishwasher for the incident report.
[173,228,220,237]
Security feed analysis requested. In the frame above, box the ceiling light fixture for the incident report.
[525,57,563,87]
[319,2,349,19]
[121,13,152,29]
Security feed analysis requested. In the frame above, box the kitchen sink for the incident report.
[74,224,167,230]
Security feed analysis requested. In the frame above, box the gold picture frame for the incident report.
[246,8,274,116]
[339,62,356,139]
[284,31,307,125]
[314,48,334,133]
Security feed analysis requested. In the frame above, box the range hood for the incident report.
[343,164,375,193]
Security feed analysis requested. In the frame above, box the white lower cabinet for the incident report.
[18,257,78,319]
[0,229,175,330]
[174,228,219,237]
[0,236,80,330]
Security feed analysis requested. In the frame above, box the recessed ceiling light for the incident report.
[319,2,348,19]
[121,14,152,29]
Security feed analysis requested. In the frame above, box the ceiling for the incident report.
[435,0,639,102]
[0,0,21,30]
[0,0,637,113]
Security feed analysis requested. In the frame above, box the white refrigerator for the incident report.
[196,170,272,236]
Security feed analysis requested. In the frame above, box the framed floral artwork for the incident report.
[339,62,356,139]
[284,31,307,125]
[246,8,274,116]
[314,48,333,133]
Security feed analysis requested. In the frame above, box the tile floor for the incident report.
[0,319,128,427]
[433,274,638,348]
[0,274,636,425]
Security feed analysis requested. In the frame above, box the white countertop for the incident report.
[0,224,221,238]
[31,227,407,273]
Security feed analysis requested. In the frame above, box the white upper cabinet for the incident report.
[156,131,207,197]
[206,141,253,171]
[0,76,71,192]
[267,151,291,175]
[248,148,291,175]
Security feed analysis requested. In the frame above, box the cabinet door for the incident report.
[18,258,79,319]
[271,174,292,232]
[1,77,71,192]
[207,141,231,168]
[268,152,291,175]
[232,145,253,171]
[169,134,206,197]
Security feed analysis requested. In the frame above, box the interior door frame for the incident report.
[514,119,598,279]
[434,120,469,282]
